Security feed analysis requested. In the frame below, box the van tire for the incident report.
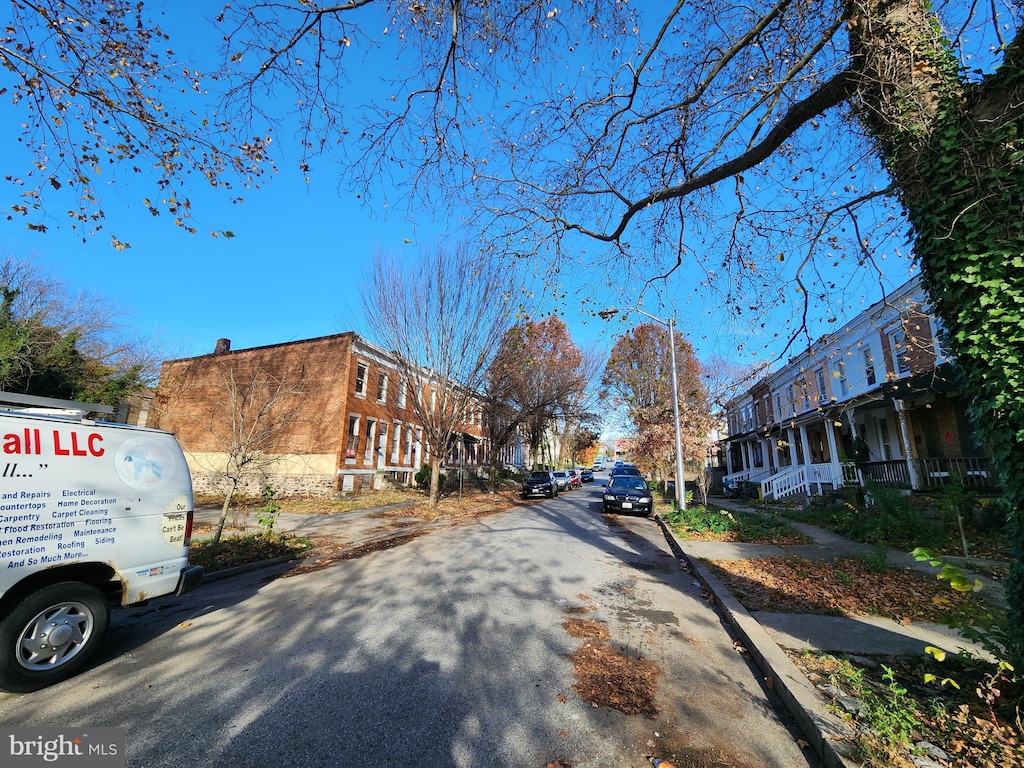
[0,582,109,693]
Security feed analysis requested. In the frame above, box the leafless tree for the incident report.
[361,244,516,506]
[7,2,1024,651]
[156,358,308,544]
[602,323,712,488]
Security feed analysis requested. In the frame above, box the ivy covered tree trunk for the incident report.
[851,1,1024,661]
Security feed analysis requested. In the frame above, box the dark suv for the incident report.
[521,470,558,499]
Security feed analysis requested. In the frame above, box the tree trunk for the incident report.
[428,456,442,507]
[211,479,239,546]
[850,1,1024,660]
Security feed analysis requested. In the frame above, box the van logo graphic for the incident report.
[114,438,175,491]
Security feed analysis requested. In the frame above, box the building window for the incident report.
[391,421,401,462]
[816,369,827,402]
[889,329,911,374]
[862,348,876,386]
[763,394,773,423]
[355,362,368,397]
[404,425,413,464]
[397,377,407,408]
[786,384,796,416]
[346,415,359,459]
[835,360,849,398]
[377,372,388,403]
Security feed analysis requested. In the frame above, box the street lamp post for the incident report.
[599,307,687,511]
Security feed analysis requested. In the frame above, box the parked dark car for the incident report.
[602,476,654,516]
[522,471,558,499]
[608,464,643,480]
[580,469,594,483]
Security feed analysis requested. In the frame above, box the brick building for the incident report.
[152,333,499,496]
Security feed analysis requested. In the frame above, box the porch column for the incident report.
[787,427,799,467]
[845,408,864,488]
[799,423,813,468]
[761,435,775,474]
[824,418,841,491]
[894,400,923,490]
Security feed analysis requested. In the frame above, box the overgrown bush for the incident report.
[792,483,943,549]
[414,464,445,492]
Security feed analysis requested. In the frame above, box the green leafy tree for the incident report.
[0,264,148,404]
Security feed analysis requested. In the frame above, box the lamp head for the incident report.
[597,308,619,320]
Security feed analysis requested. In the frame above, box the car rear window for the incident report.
[611,478,649,490]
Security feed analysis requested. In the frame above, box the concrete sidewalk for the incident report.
[654,497,1005,768]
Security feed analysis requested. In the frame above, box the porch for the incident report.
[724,455,998,502]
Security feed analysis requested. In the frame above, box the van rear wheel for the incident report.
[0,582,109,693]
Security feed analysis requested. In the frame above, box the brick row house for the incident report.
[152,332,517,496]
[722,275,995,500]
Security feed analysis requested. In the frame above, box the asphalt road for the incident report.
[0,482,819,768]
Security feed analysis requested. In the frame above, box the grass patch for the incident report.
[788,489,1011,561]
[662,504,810,544]
[189,533,312,572]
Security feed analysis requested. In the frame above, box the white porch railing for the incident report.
[761,467,806,499]
[759,463,844,500]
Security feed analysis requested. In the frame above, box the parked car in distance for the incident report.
[522,470,558,499]
[552,470,571,491]
[603,476,654,516]
[608,464,643,480]
[567,469,582,488]
[580,469,594,483]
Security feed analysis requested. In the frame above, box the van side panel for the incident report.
[0,416,194,606]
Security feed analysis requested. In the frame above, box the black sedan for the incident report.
[602,476,654,516]
[521,470,558,499]
[580,469,594,483]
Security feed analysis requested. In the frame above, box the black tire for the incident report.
[0,582,109,693]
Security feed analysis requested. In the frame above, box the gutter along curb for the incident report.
[652,513,860,768]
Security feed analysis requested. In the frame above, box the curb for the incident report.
[652,514,859,768]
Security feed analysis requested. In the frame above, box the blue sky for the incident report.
[0,1,929,372]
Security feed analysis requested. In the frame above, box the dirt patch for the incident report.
[568,641,660,717]
[708,556,992,623]
[277,531,430,576]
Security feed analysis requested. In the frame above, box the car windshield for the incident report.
[553,471,567,478]
[527,472,549,481]
[610,478,648,491]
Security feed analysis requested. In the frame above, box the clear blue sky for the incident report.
[0,1,920,371]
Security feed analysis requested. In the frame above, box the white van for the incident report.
[0,394,203,692]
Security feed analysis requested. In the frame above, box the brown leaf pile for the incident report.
[561,618,609,640]
[708,557,986,623]
[569,641,660,717]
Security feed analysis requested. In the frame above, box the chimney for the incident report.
[214,338,231,355]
